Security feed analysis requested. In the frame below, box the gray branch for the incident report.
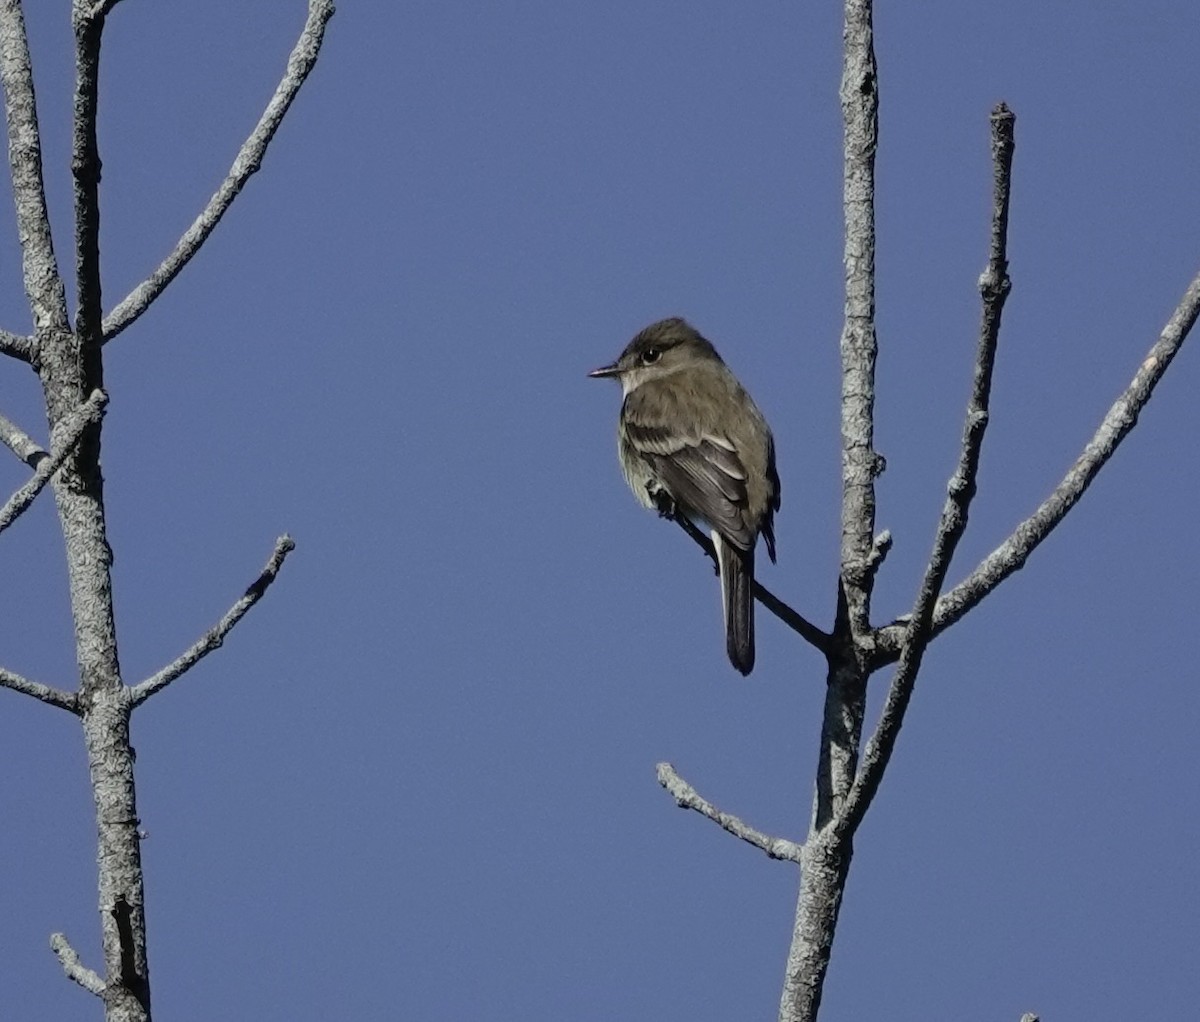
[85,0,122,19]
[840,106,1015,835]
[50,933,105,996]
[875,263,1200,659]
[0,389,107,537]
[101,0,336,343]
[0,409,45,466]
[656,763,803,863]
[71,0,113,350]
[1,4,328,1018]
[863,528,892,582]
[0,0,70,344]
[129,535,295,707]
[778,6,881,1019]
[835,0,882,641]
[0,329,33,361]
[0,665,78,712]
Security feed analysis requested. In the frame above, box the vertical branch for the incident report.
[838,104,1015,836]
[0,0,70,346]
[821,0,880,831]
[57,4,149,1019]
[779,5,879,1022]
[85,693,150,1022]
[836,0,881,640]
[2,3,321,1017]
[72,0,111,350]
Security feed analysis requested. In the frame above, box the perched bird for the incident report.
[589,318,780,675]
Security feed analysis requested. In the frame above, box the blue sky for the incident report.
[0,2,1197,1019]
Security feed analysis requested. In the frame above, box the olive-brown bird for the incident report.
[589,318,780,674]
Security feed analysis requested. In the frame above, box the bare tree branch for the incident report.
[822,0,883,815]
[656,763,803,863]
[753,582,830,655]
[670,513,832,654]
[835,0,882,642]
[50,933,105,996]
[0,0,70,345]
[0,5,325,1017]
[86,0,123,18]
[0,389,107,536]
[778,8,880,1016]
[0,665,78,712]
[0,409,45,466]
[101,0,336,343]
[0,328,33,361]
[875,264,1200,660]
[128,535,295,707]
[863,528,891,582]
[839,104,1016,835]
[71,0,112,352]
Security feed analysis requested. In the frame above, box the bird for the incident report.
[589,317,780,675]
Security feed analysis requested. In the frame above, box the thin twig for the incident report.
[0,410,45,467]
[101,0,336,342]
[50,933,105,996]
[875,264,1200,661]
[839,104,1016,835]
[0,0,70,344]
[670,515,832,654]
[863,528,892,582]
[128,535,295,707]
[0,390,107,536]
[656,763,803,863]
[0,665,78,712]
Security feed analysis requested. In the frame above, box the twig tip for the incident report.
[50,932,105,996]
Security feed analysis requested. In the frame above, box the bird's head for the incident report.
[588,318,722,395]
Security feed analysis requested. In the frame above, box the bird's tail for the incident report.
[715,532,754,675]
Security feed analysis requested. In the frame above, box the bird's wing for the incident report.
[623,401,756,552]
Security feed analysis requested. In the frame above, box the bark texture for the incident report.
[0,3,329,1017]
[649,6,1198,1022]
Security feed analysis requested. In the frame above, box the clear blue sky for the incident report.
[0,3,1197,1019]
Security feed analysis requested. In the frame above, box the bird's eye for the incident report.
[641,347,661,365]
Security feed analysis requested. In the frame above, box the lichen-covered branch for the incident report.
[71,0,114,350]
[50,933,105,996]
[0,0,70,346]
[835,0,881,642]
[0,665,78,711]
[874,263,1200,661]
[0,389,107,537]
[101,0,336,342]
[0,4,323,1020]
[778,5,880,1018]
[656,763,804,863]
[838,105,1015,836]
[129,535,295,707]
[0,328,33,361]
[0,409,45,466]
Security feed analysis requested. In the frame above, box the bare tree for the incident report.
[654,2,1200,1019]
[0,2,333,1019]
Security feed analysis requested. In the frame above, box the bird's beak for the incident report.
[588,362,621,379]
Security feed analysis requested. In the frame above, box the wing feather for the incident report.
[622,376,761,552]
